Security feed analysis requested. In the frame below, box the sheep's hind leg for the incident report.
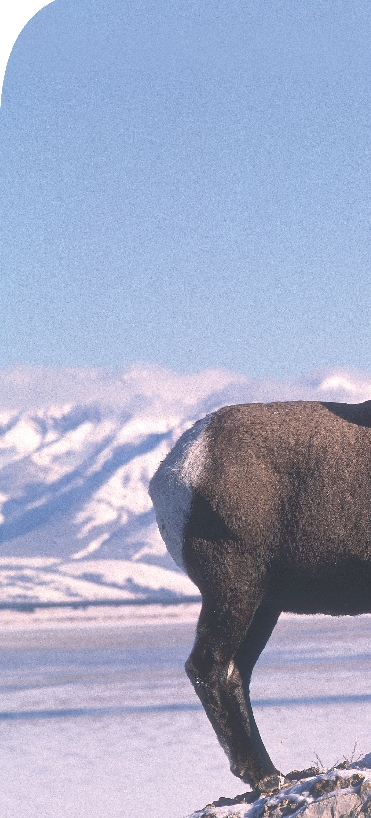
[185,594,282,792]
[234,599,285,793]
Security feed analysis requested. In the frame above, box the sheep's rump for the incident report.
[149,400,371,612]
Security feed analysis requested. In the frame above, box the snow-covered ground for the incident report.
[1,611,371,818]
[1,363,371,606]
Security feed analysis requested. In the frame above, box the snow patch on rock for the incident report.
[187,759,371,818]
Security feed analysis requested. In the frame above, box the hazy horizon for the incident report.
[1,361,371,410]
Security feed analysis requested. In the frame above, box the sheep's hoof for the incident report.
[255,773,289,796]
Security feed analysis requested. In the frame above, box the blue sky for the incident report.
[1,1,370,378]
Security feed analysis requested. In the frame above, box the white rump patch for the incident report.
[149,415,212,571]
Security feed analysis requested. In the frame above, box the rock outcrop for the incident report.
[186,756,371,818]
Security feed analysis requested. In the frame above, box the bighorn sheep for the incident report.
[149,400,371,793]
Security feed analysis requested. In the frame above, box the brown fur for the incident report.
[180,401,371,791]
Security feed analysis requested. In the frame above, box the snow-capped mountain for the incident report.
[1,363,371,606]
